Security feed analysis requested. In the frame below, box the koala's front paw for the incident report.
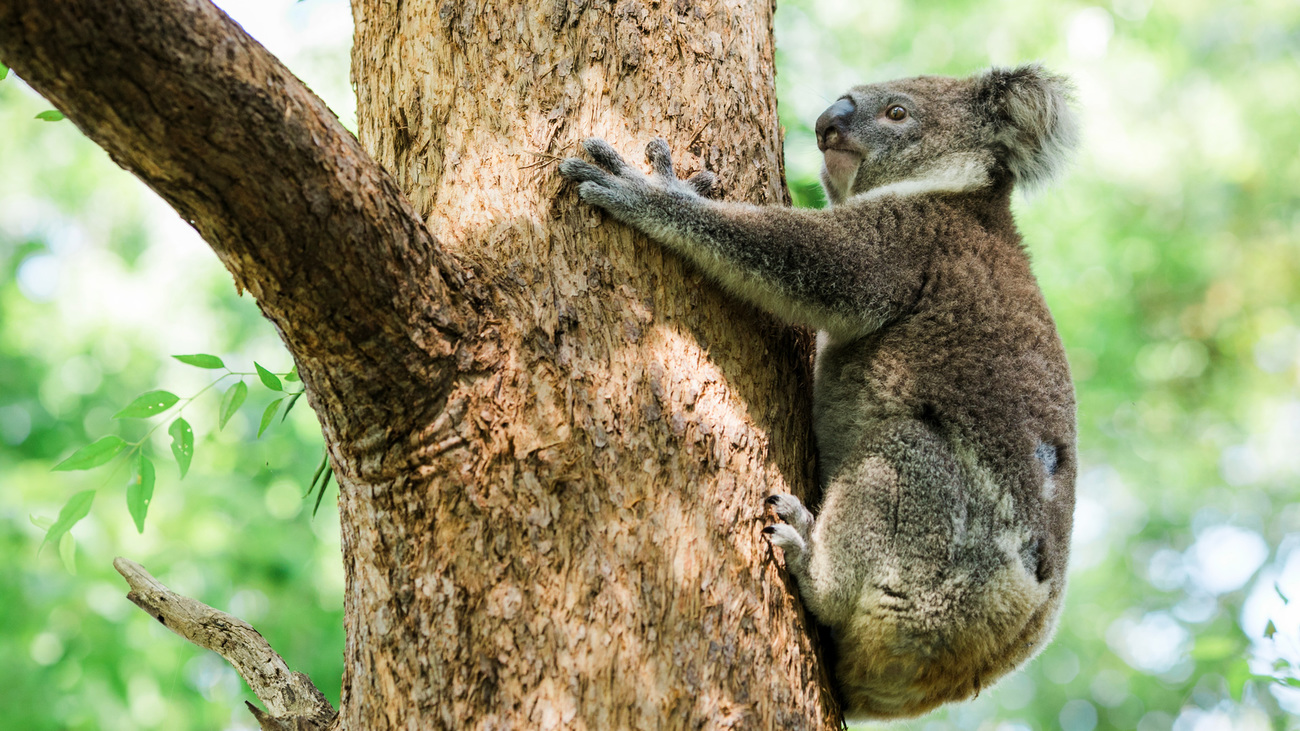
[559,138,716,220]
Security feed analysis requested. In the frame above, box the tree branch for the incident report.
[113,557,336,729]
[0,0,481,435]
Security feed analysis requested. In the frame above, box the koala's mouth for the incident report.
[822,148,863,197]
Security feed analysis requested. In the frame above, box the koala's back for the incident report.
[808,187,1076,717]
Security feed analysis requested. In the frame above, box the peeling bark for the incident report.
[1,0,842,727]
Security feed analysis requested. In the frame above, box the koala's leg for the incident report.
[785,418,967,629]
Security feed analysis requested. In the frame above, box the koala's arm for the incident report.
[560,138,930,336]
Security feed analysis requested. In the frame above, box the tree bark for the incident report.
[0,0,841,727]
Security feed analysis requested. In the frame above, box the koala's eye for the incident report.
[886,105,908,121]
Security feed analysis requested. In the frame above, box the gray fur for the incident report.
[560,64,1079,719]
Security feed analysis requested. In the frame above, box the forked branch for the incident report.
[113,557,336,730]
[0,0,480,425]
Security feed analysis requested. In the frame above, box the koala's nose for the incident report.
[816,98,856,151]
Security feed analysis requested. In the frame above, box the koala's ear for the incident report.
[975,64,1079,191]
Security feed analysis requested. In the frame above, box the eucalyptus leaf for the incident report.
[168,418,193,478]
[255,362,283,392]
[172,353,225,369]
[52,436,126,471]
[312,469,334,517]
[40,489,95,552]
[259,398,284,437]
[281,391,302,423]
[126,454,155,533]
[220,381,248,430]
[59,532,77,574]
[35,109,64,122]
[284,364,300,382]
[114,390,180,419]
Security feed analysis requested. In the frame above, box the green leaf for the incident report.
[126,454,155,533]
[172,353,226,369]
[255,362,283,392]
[305,452,330,497]
[0,63,8,80]
[281,391,302,423]
[168,418,193,478]
[29,515,54,531]
[52,436,127,471]
[113,390,179,419]
[284,364,300,382]
[1265,619,1278,639]
[35,109,64,122]
[40,490,95,552]
[59,533,77,574]
[1277,582,1290,605]
[259,398,284,437]
[312,468,334,517]
[219,381,248,430]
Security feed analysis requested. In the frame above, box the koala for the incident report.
[559,64,1078,719]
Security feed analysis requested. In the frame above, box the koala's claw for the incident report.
[763,523,808,558]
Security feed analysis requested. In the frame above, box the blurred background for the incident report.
[0,0,1296,729]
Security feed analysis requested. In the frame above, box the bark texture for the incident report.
[0,0,841,727]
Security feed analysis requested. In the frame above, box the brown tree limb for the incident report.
[113,557,336,729]
[0,0,482,437]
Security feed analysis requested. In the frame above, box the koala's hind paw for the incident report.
[764,493,814,542]
[762,524,808,557]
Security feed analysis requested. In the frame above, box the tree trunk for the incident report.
[0,0,841,727]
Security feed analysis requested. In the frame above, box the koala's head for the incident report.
[816,64,1079,205]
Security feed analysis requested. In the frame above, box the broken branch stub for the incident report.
[113,557,336,728]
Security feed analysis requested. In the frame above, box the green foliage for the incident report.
[258,398,284,437]
[168,418,193,478]
[220,380,248,429]
[112,390,179,419]
[172,353,225,369]
[255,361,283,392]
[39,490,94,553]
[34,109,64,122]
[51,436,126,472]
[126,454,154,533]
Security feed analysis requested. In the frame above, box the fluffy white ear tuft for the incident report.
[976,64,1080,192]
